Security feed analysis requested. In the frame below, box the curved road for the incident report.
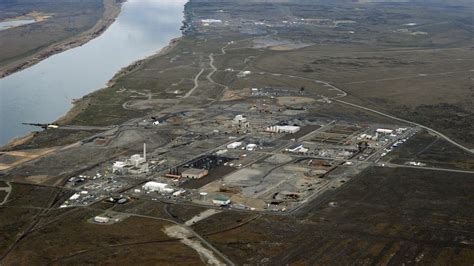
[236,63,472,154]
[216,36,472,154]
[334,99,474,154]
[184,68,205,98]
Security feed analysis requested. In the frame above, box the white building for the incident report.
[376,128,394,134]
[143,182,174,194]
[232,114,249,128]
[265,125,301,134]
[286,144,308,153]
[93,216,110,224]
[69,193,80,200]
[128,154,145,167]
[237,70,252,78]
[246,144,258,151]
[201,19,222,23]
[227,141,243,149]
[212,195,231,206]
[215,149,228,155]
[112,161,127,174]
[113,143,149,174]
[233,114,247,123]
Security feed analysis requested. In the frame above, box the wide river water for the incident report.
[0,0,186,145]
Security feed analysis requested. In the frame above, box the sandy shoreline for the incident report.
[0,0,123,79]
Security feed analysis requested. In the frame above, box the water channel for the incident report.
[0,0,186,145]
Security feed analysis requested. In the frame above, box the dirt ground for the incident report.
[387,131,474,170]
[192,166,474,265]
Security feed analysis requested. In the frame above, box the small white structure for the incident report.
[216,149,228,155]
[227,141,243,149]
[212,195,231,206]
[237,70,252,78]
[201,19,222,23]
[233,114,247,123]
[112,161,127,174]
[143,182,174,194]
[376,128,394,134]
[199,192,208,200]
[232,114,249,128]
[265,125,301,134]
[286,144,308,153]
[94,216,110,224]
[69,193,80,200]
[396,128,407,134]
[408,161,426,166]
[246,144,258,151]
[129,154,145,167]
[172,190,186,197]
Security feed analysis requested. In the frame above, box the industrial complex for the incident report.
[57,101,418,212]
[1,0,473,264]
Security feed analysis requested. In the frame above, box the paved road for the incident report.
[237,61,472,155]
[0,181,11,205]
[231,46,473,154]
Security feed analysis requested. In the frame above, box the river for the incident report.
[0,0,186,145]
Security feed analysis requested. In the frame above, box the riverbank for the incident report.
[0,0,123,78]
[57,36,182,125]
[1,35,184,151]
[107,37,182,88]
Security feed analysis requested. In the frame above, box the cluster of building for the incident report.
[265,125,301,134]
[113,144,149,174]
[142,181,175,194]
[232,114,250,129]
[358,128,409,141]
[226,141,259,151]
[141,181,231,206]
[164,167,209,179]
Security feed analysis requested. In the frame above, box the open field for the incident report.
[191,166,474,265]
[387,130,474,170]
[1,207,203,264]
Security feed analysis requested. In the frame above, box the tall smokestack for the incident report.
[143,143,146,161]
